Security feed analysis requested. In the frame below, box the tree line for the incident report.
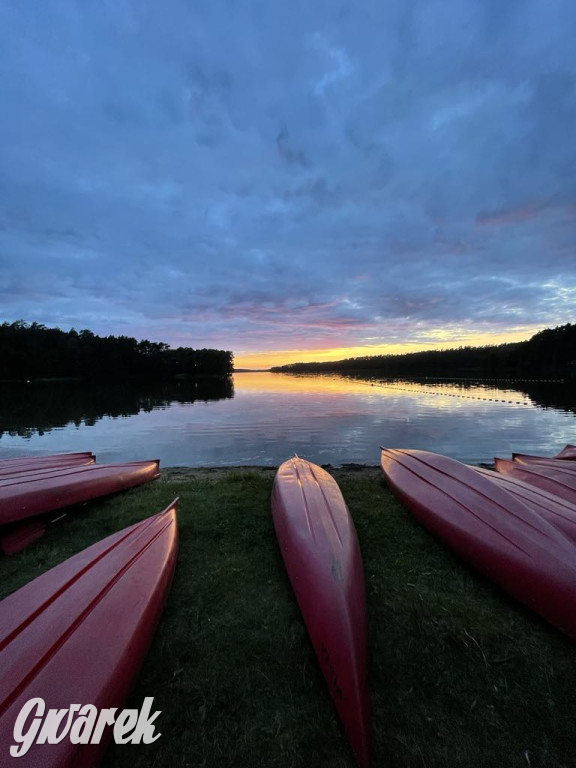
[0,321,233,380]
[271,324,576,378]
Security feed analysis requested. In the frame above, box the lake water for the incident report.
[1,372,575,467]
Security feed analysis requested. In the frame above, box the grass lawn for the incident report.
[1,466,575,768]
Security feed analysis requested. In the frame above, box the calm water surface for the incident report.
[1,372,575,466]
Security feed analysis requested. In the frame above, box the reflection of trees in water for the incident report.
[0,377,234,439]
[345,374,576,416]
[508,381,576,416]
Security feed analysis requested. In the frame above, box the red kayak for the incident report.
[495,458,576,505]
[0,453,95,477]
[0,460,161,526]
[381,449,576,639]
[272,458,370,767]
[0,454,97,554]
[0,500,178,767]
[556,444,576,460]
[0,518,63,555]
[512,453,576,471]
[0,452,94,466]
[475,466,576,545]
[0,460,98,481]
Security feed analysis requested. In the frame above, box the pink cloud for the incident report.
[475,202,545,227]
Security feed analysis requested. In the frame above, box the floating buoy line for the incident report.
[406,377,564,384]
[360,380,533,406]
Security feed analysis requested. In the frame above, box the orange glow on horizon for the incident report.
[233,327,541,370]
[233,370,375,395]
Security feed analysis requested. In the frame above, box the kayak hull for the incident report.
[474,466,576,544]
[0,519,48,555]
[0,453,95,471]
[0,452,96,478]
[495,458,576,505]
[272,458,370,767]
[512,454,576,471]
[0,500,178,767]
[381,449,576,639]
[0,460,161,526]
[556,444,576,460]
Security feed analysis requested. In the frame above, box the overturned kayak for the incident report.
[0,454,97,554]
[0,452,95,466]
[272,458,370,767]
[495,458,576,505]
[381,448,576,639]
[0,518,59,555]
[0,452,95,477]
[0,500,178,767]
[512,453,576,471]
[475,466,576,545]
[0,460,161,527]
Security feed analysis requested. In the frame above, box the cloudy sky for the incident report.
[1,1,575,368]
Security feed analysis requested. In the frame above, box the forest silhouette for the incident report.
[272,324,576,379]
[0,321,233,381]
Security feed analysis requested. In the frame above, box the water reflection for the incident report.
[0,377,233,438]
[342,373,576,415]
[0,372,574,467]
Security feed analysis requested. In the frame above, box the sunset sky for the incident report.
[1,1,575,369]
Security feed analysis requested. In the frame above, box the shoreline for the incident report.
[161,463,382,482]
[161,459,495,482]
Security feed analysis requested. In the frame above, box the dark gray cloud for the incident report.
[1,0,575,359]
